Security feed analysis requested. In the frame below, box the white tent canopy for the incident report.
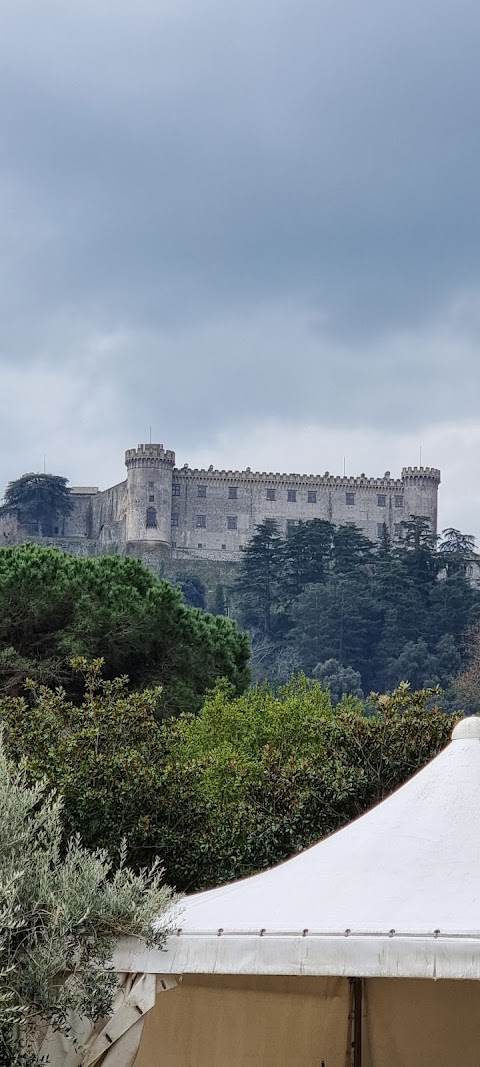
[117,716,480,982]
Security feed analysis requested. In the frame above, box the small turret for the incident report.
[125,444,175,544]
[401,466,441,487]
[401,466,441,535]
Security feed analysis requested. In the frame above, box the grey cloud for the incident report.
[1,0,480,468]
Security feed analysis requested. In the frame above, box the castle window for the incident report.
[197,543,203,549]
[148,481,154,490]
[149,494,155,503]
[394,523,402,537]
[146,506,157,528]
[287,490,297,502]
[228,487,238,500]
[172,484,181,496]
[172,541,177,548]
[266,489,276,501]
[227,516,238,530]
[222,544,227,550]
[196,514,206,528]
[395,494,404,508]
[346,492,355,505]
[286,519,299,534]
[308,491,317,503]
[377,523,386,537]
[377,494,386,507]
[467,564,474,578]
[197,485,207,498]
[171,513,179,527]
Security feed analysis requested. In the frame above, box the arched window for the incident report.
[146,506,157,528]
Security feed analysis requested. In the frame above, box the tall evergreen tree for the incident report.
[280,519,334,602]
[396,515,439,599]
[0,472,74,537]
[236,520,285,638]
[332,523,375,574]
[438,527,477,576]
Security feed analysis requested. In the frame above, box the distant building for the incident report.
[7,444,439,562]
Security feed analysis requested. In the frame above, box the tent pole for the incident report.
[352,977,363,1067]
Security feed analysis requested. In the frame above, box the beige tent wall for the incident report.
[363,977,480,1067]
[133,974,351,1067]
[134,972,480,1067]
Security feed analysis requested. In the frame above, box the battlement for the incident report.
[401,466,441,485]
[174,466,405,489]
[125,443,176,468]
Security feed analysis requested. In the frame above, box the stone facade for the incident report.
[50,444,441,562]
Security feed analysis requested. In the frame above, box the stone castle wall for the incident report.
[169,463,440,559]
[0,444,441,564]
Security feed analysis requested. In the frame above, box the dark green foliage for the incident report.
[313,658,364,702]
[438,527,477,576]
[1,668,456,893]
[0,544,250,713]
[212,583,228,616]
[236,519,286,637]
[236,517,480,694]
[177,574,207,610]
[0,472,74,536]
[279,519,334,601]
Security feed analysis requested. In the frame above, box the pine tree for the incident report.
[438,527,478,577]
[396,515,439,598]
[0,473,74,537]
[280,519,334,602]
[236,520,285,637]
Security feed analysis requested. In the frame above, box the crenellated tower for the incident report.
[125,443,175,544]
[401,466,441,534]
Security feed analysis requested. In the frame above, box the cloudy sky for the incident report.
[1,0,480,536]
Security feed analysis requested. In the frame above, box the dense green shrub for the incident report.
[1,664,457,893]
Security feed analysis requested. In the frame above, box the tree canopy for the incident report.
[0,544,250,713]
[235,516,480,697]
[0,472,74,536]
[1,663,457,893]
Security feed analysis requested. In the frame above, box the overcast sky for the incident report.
[1,0,480,537]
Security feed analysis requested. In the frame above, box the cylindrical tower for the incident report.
[401,466,441,534]
[125,444,175,544]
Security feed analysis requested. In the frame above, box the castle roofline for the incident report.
[172,467,415,489]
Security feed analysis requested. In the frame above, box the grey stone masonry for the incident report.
[56,445,440,562]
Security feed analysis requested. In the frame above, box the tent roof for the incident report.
[116,718,480,980]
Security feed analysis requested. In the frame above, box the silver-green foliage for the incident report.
[0,741,176,1067]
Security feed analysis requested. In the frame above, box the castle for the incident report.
[37,444,440,562]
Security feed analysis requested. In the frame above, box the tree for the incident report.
[289,574,381,687]
[280,519,334,602]
[313,658,364,702]
[0,473,74,537]
[438,527,478,577]
[452,623,480,712]
[332,524,375,574]
[236,520,285,638]
[396,515,439,598]
[2,660,458,896]
[177,574,207,610]
[0,731,174,1066]
[0,545,250,713]
[212,583,228,616]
